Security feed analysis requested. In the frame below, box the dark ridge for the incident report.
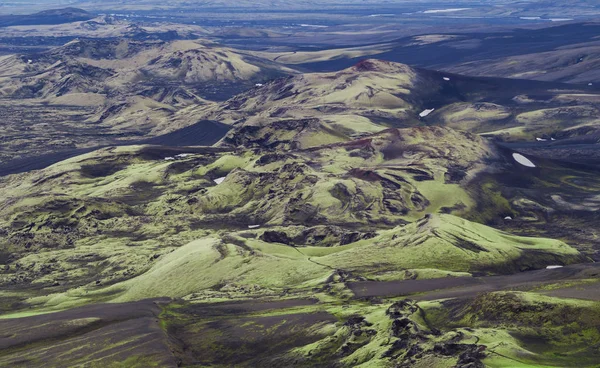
[0,8,94,28]
[298,22,600,74]
[0,120,231,177]
[349,263,600,299]
[0,148,96,177]
[497,140,600,169]
[142,120,230,146]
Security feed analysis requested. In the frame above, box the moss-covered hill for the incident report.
[187,59,600,150]
[0,120,598,367]
[0,38,296,163]
[2,59,600,367]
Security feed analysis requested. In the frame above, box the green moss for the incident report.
[529,279,600,292]
[466,180,513,223]
[421,292,600,367]
[87,355,165,368]
[194,152,255,177]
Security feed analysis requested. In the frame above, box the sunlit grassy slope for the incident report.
[0,126,588,314]
[3,55,600,367]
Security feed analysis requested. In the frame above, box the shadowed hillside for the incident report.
[0,8,93,28]
[192,59,600,151]
[0,38,296,164]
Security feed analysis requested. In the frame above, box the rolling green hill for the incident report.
[1,53,600,367]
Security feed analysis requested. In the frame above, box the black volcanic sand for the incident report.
[169,298,319,317]
[0,297,334,367]
[300,23,600,73]
[0,298,177,367]
[142,120,231,147]
[162,302,336,367]
[544,281,600,300]
[500,138,600,167]
[348,263,600,300]
[0,120,231,177]
[467,144,600,260]
[407,67,596,112]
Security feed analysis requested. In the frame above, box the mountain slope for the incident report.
[2,32,600,368]
[446,44,600,84]
[0,38,296,101]
[0,124,593,313]
[3,55,600,165]
[191,59,600,151]
[0,38,297,163]
[101,213,582,304]
[0,8,93,28]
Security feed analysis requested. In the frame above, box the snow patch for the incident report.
[255,83,263,87]
[176,153,193,158]
[248,225,261,229]
[164,157,175,161]
[423,8,471,14]
[512,153,536,168]
[546,265,563,269]
[443,77,450,81]
[299,24,328,28]
[213,177,226,185]
[536,137,547,142]
[419,108,435,117]
[504,216,513,220]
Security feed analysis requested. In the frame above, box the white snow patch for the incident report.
[589,83,594,86]
[504,216,513,220]
[164,157,175,161]
[551,137,556,141]
[213,177,226,185]
[419,108,435,117]
[520,16,541,20]
[443,77,451,81]
[423,8,471,14]
[546,265,563,269]
[255,83,263,87]
[536,137,547,142]
[368,14,395,17]
[248,225,261,229]
[299,24,328,28]
[27,59,33,64]
[550,18,574,22]
[176,153,193,158]
[513,153,536,168]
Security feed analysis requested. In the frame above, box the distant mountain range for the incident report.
[0,8,93,27]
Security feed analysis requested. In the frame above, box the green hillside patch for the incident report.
[49,215,580,307]
[422,291,600,367]
[315,214,583,276]
[0,124,592,316]
[108,237,331,303]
